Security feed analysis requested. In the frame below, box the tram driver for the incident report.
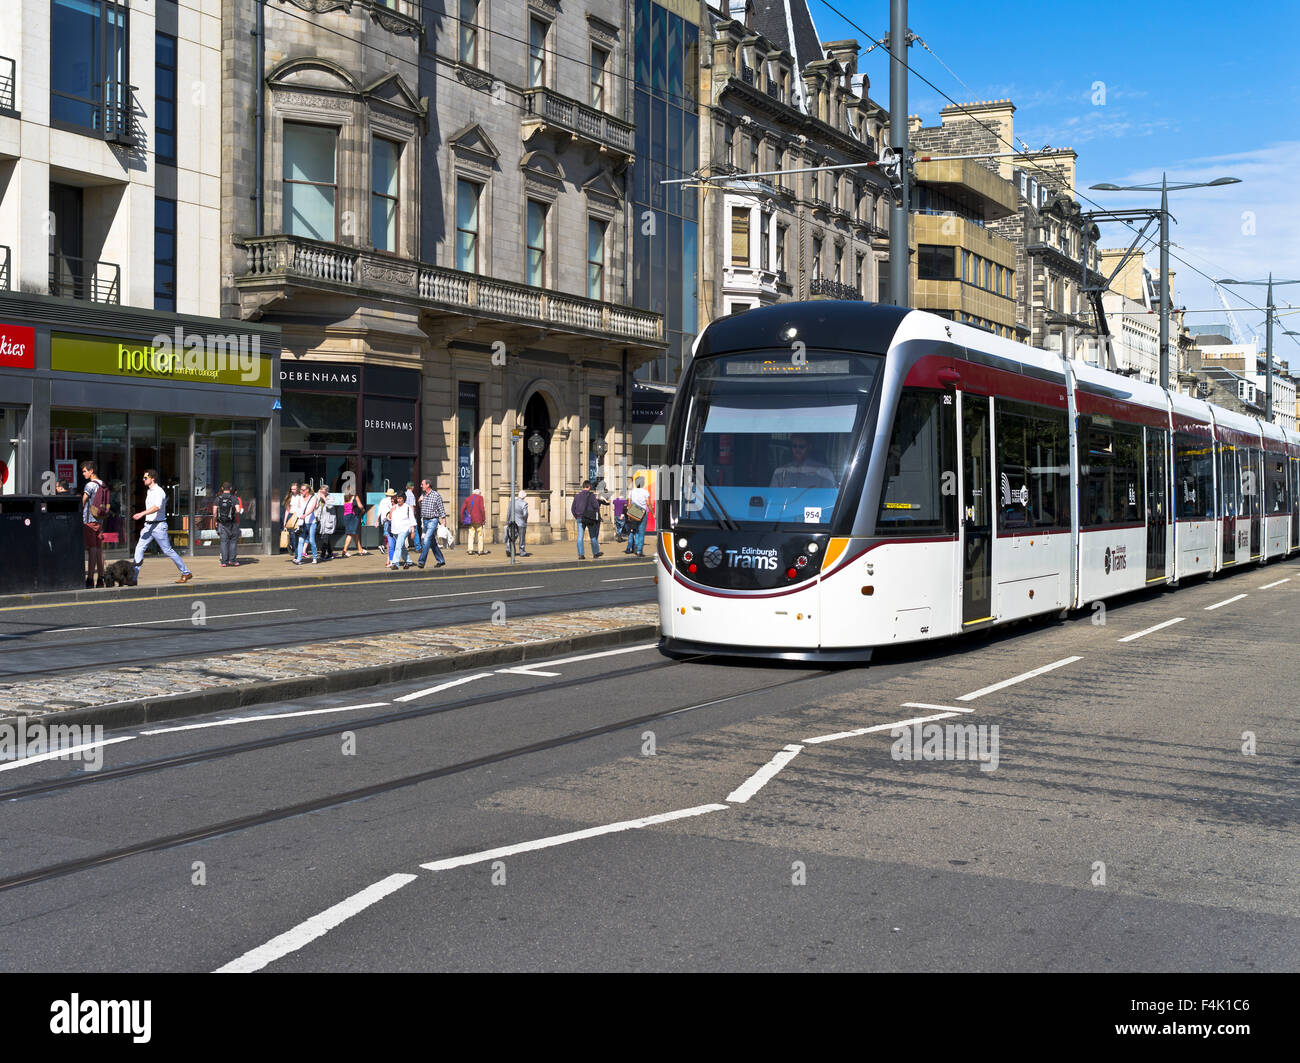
[770,434,838,490]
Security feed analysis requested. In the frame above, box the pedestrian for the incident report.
[507,490,531,557]
[295,482,321,564]
[625,476,650,557]
[55,480,70,494]
[316,485,336,559]
[388,491,416,569]
[341,491,369,557]
[80,461,108,588]
[132,469,193,584]
[376,488,396,560]
[416,477,448,569]
[612,492,627,542]
[572,479,603,559]
[284,482,304,559]
[460,487,487,554]
[213,481,244,567]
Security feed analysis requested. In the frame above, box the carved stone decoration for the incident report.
[587,14,618,45]
[527,0,559,18]
[369,3,422,38]
[275,91,354,112]
[455,67,494,91]
[279,0,353,13]
[360,257,417,290]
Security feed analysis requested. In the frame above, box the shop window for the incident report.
[284,123,338,242]
[280,392,359,452]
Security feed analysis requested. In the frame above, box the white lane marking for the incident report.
[495,667,561,677]
[420,803,729,873]
[901,702,976,714]
[0,735,135,772]
[1204,594,1247,611]
[141,703,389,735]
[1260,578,1290,590]
[215,873,418,974]
[388,585,543,603]
[61,609,296,633]
[956,655,1084,702]
[726,744,804,804]
[1117,617,1186,643]
[393,673,494,704]
[530,643,658,668]
[601,576,654,582]
[804,711,961,746]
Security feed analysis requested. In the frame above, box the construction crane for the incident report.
[1214,282,1250,345]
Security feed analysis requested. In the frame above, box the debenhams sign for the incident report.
[279,364,361,391]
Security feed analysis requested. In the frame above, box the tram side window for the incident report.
[995,399,1070,531]
[1080,417,1144,527]
[1174,432,1215,520]
[1265,454,1288,514]
[1218,444,1239,517]
[876,388,956,534]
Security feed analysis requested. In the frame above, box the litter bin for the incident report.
[0,495,84,593]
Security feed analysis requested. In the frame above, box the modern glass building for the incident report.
[631,0,701,384]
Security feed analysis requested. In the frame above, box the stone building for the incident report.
[698,1,890,324]
[222,0,665,543]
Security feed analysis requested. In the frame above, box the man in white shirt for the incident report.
[133,468,193,583]
[625,477,651,557]
[376,488,395,559]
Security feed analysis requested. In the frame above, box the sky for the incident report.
[811,0,1300,363]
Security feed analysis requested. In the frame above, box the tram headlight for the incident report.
[807,542,819,554]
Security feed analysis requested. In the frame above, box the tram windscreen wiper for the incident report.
[695,474,739,532]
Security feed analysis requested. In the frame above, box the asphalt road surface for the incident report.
[1,558,1296,972]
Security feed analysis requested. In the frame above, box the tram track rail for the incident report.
[0,664,833,893]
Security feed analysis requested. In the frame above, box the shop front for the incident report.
[278,359,420,546]
[0,294,280,556]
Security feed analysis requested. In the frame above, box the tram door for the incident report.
[961,393,993,625]
[1220,444,1236,565]
[1292,458,1299,550]
[1145,428,1168,580]
[1246,450,1261,559]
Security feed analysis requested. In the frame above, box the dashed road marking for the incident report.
[215,873,418,973]
[141,703,389,735]
[726,744,803,804]
[388,585,544,602]
[1205,594,1247,611]
[0,735,135,772]
[804,711,962,746]
[1118,617,1186,643]
[393,673,494,704]
[1260,578,1290,590]
[956,656,1083,702]
[495,667,562,677]
[419,803,729,873]
[61,608,296,632]
[901,702,976,714]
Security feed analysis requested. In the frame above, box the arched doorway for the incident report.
[523,392,551,490]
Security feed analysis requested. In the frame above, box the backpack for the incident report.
[89,479,109,521]
[584,492,602,522]
[216,492,238,525]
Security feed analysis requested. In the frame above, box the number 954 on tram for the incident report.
[656,301,1300,661]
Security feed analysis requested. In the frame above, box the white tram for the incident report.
[657,302,1300,661]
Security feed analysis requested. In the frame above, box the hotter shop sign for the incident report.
[0,324,36,369]
[51,329,272,388]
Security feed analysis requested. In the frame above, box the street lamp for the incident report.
[1089,174,1241,389]
[1219,275,1300,421]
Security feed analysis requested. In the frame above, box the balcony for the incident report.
[367,0,423,37]
[50,79,140,145]
[809,277,862,301]
[739,65,755,86]
[0,56,14,114]
[49,253,120,304]
[236,234,664,347]
[0,246,9,291]
[521,87,634,159]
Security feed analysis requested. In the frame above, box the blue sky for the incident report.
[812,0,1300,360]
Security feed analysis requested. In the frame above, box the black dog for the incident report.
[102,560,138,588]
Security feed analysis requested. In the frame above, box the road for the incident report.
[0,559,1296,972]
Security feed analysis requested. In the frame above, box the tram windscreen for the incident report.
[675,351,881,526]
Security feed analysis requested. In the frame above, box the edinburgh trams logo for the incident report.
[702,546,723,569]
[1104,545,1127,574]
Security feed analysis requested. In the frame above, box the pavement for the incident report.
[0,533,654,606]
[0,603,660,729]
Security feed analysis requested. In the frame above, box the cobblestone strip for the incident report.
[1,605,660,714]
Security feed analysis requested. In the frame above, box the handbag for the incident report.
[285,513,300,531]
[626,501,646,523]
[279,528,290,549]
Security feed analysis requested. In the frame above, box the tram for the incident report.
[656,302,1300,661]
